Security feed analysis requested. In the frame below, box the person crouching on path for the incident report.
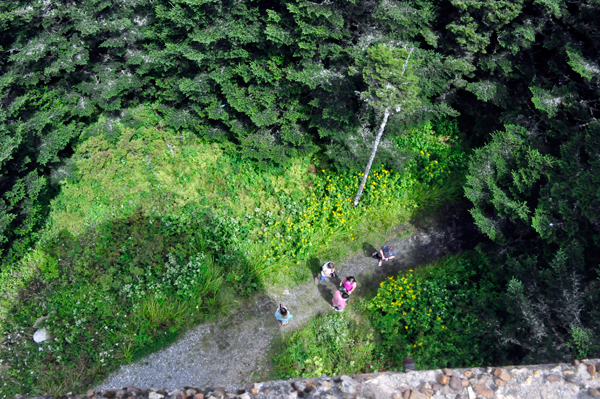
[275,304,293,325]
[315,261,335,284]
[374,245,397,267]
[332,291,349,312]
[339,276,357,295]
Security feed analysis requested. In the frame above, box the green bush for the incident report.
[392,118,467,187]
[367,253,493,370]
[568,327,597,359]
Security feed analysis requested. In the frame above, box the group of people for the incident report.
[274,244,398,325]
[317,261,356,312]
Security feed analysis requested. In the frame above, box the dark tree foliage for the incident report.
[459,0,600,361]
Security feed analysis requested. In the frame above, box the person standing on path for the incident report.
[275,304,293,325]
[374,245,397,267]
[315,261,335,284]
[332,291,349,312]
[339,276,357,295]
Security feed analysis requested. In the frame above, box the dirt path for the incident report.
[95,205,481,391]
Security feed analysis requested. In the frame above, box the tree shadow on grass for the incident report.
[1,204,274,396]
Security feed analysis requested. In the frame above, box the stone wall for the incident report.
[17,359,600,399]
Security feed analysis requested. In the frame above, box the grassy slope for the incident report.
[0,107,466,396]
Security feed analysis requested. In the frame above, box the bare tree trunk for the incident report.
[353,107,391,207]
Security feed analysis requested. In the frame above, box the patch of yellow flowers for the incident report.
[260,166,413,266]
[369,269,448,354]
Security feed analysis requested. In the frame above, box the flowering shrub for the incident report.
[367,254,491,370]
[394,119,466,186]
[121,253,221,301]
[367,271,449,362]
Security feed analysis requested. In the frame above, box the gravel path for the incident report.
[95,205,481,391]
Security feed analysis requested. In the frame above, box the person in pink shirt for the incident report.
[339,276,357,295]
[332,290,349,311]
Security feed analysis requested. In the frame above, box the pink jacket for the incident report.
[332,290,347,310]
[343,280,356,293]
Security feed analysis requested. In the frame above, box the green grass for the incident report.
[0,107,467,396]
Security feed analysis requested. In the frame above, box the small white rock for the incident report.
[33,329,51,343]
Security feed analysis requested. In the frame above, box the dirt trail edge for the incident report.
[95,205,481,391]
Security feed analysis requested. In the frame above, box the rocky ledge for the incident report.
[16,359,600,399]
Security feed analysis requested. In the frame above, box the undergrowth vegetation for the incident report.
[273,312,386,379]
[0,109,466,396]
[367,254,493,370]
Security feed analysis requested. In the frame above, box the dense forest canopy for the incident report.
[0,0,599,394]
[2,0,598,257]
